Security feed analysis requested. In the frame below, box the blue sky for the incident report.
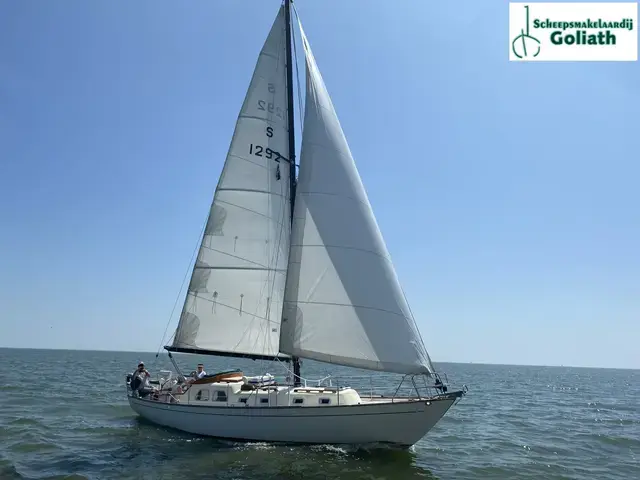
[0,0,638,369]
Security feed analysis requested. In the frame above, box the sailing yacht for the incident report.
[126,0,466,447]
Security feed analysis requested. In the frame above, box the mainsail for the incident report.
[169,6,292,359]
[279,21,435,375]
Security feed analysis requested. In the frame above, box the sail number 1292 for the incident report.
[248,144,286,163]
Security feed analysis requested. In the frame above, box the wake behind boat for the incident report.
[126,0,466,447]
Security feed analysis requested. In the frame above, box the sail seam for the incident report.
[215,199,288,228]
[217,188,286,197]
[237,114,289,126]
[226,154,275,171]
[287,300,410,320]
[198,246,272,269]
[290,243,391,262]
[194,266,287,271]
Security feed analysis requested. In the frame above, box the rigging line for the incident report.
[154,215,208,358]
[246,172,290,363]
[254,30,291,357]
[291,3,305,142]
[229,164,288,354]
[272,354,326,386]
[399,283,434,375]
[259,116,292,355]
[232,159,290,355]
[231,31,292,356]
[236,14,299,358]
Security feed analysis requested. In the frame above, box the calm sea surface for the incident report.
[0,348,638,479]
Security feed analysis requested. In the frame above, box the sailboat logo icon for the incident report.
[512,5,541,58]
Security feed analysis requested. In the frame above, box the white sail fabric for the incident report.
[171,7,291,359]
[280,22,434,375]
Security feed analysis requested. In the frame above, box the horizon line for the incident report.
[0,346,637,371]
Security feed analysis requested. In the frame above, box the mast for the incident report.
[284,0,302,387]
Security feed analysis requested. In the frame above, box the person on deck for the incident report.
[434,375,448,394]
[130,361,152,396]
[186,363,208,383]
[195,364,207,379]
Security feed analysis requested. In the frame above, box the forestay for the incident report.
[280,21,434,375]
[170,7,292,359]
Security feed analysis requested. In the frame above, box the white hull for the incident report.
[128,392,461,447]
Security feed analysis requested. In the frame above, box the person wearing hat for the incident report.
[195,363,207,379]
[186,363,207,383]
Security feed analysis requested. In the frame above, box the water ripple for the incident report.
[0,349,638,479]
